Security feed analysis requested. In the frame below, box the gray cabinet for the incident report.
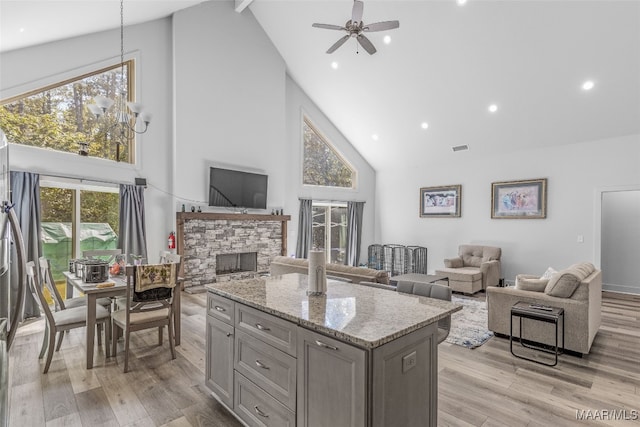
[205,315,235,408]
[296,328,366,427]
[206,290,441,426]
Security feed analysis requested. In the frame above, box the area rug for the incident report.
[445,295,494,349]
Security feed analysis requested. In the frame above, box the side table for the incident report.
[510,301,564,366]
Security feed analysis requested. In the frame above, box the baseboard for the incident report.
[603,283,640,295]
[602,290,640,301]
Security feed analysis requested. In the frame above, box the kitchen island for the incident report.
[205,273,461,427]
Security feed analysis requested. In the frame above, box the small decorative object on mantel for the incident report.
[181,204,185,212]
[190,205,195,212]
[197,206,202,213]
[307,250,327,296]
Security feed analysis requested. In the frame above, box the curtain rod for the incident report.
[12,169,132,187]
[298,197,366,204]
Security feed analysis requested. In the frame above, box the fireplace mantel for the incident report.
[176,212,291,287]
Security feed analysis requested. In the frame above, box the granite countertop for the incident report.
[206,273,462,349]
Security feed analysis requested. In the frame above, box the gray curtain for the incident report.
[118,184,148,263]
[345,201,365,266]
[295,199,313,259]
[9,171,41,320]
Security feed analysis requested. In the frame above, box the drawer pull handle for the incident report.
[255,323,270,331]
[315,340,338,351]
[255,359,270,370]
[214,306,226,312]
[226,332,232,337]
[254,405,269,418]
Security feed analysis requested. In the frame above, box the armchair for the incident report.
[435,245,502,294]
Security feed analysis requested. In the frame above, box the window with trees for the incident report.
[312,202,348,264]
[40,180,119,294]
[0,61,135,163]
[303,117,356,188]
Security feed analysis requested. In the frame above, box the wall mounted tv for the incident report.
[208,167,268,209]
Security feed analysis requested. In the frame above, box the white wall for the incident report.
[376,133,640,282]
[173,1,286,213]
[285,75,377,261]
[0,18,175,259]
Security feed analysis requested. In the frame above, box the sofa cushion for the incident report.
[515,274,547,292]
[437,267,482,282]
[567,262,596,279]
[444,257,463,268]
[544,271,581,298]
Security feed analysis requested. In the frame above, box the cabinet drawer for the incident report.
[236,304,297,357]
[235,330,296,411]
[208,293,235,325]
[234,372,296,427]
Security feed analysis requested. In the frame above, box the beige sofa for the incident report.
[435,245,502,294]
[269,256,390,285]
[487,262,602,355]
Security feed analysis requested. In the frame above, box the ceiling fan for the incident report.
[312,0,399,55]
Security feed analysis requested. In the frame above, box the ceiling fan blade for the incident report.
[312,23,347,31]
[352,0,364,23]
[364,20,400,32]
[327,35,350,54]
[357,34,377,55]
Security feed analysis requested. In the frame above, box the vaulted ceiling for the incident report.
[2,1,639,171]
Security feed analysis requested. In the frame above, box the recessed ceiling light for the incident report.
[372,134,379,141]
[383,35,391,45]
[19,28,25,33]
[331,61,339,70]
[488,104,498,113]
[457,0,468,6]
[582,80,595,91]
[421,122,429,129]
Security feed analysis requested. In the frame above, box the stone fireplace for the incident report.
[176,212,290,287]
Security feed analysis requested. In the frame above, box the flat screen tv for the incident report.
[209,167,268,209]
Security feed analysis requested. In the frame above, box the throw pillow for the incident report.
[444,257,463,268]
[544,271,581,298]
[515,275,547,292]
[540,267,557,280]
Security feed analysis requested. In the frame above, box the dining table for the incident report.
[63,270,182,369]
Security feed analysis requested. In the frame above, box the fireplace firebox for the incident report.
[216,252,258,276]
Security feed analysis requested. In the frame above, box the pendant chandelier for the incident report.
[87,0,151,161]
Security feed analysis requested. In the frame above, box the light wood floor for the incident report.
[8,292,640,426]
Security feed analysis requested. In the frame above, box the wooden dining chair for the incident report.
[111,264,177,372]
[39,257,112,348]
[26,261,111,373]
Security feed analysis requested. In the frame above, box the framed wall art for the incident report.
[420,185,462,218]
[491,178,547,219]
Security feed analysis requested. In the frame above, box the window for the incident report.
[0,61,135,163]
[312,202,347,264]
[303,117,356,188]
[40,180,119,300]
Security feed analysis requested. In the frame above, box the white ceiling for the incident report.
[2,0,639,172]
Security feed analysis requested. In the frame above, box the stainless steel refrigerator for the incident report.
[0,131,27,427]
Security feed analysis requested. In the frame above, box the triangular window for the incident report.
[302,117,356,189]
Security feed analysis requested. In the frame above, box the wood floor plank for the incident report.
[74,387,119,427]
[8,290,640,426]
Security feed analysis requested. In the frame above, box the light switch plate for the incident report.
[402,351,417,373]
